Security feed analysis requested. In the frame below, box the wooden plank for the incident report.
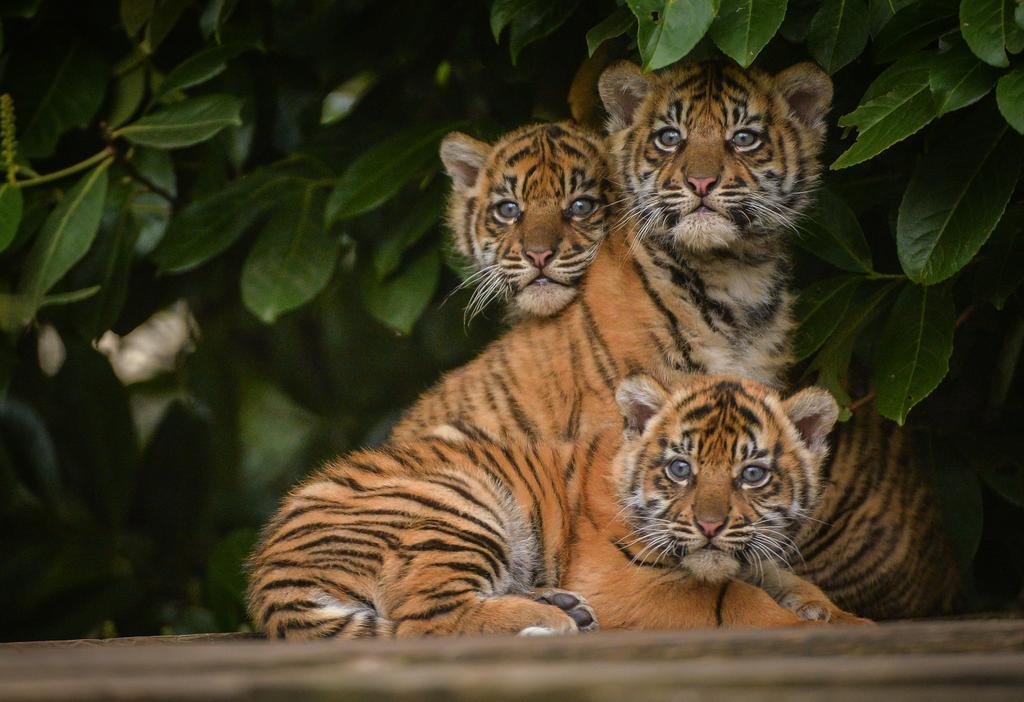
[0,620,1022,701]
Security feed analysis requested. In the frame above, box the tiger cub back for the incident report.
[440,122,612,319]
[248,374,862,640]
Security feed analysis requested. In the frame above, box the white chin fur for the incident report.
[672,212,740,252]
[681,550,741,582]
[514,284,578,317]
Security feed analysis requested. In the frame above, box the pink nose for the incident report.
[687,175,718,196]
[525,249,553,269]
[697,518,725,537]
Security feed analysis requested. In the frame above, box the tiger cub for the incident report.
[248,375,865,639]
[440,122,611,319]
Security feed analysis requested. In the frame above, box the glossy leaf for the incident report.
[867,0,915,37]
[872,2,956,62]
[628,0,720,71]
[113,94,243,149]
[795,186,874,272]
[491,0,582,63]
[241,188,340,324]
[929,43,998,115]
[320,71,377,125]
[921,435,984,573]
[373,188,444,279]
[708,0,786,67]
[897,115,1022,284]
[873,284,955,424]
[806,0,870,74]
[141,0,193,54]
[120,0,154,37]
[974,206,1024,309]
[106,62,147,129]
[155,42,259,99]
[832,55,936,169]
[363,247,440,335]
[17,44,109,158]
[792,275,862,361]
[996,66,1024,133]
[0,183,23,254]
[586,6,635,56]
[325,123,456,224]
[960,0,1023,67]
[17,162,110,315]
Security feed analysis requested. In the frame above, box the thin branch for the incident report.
[10,148,114,188]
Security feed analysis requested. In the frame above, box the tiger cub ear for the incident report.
[781,387,839,455]
[616,373,669,436]
[440,132,490,191]
[599,61,654,132]
[774,63,833,133]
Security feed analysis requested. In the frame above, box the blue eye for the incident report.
[569,197,597,217]
[494,201,521,222]
[740,465,770,487]
[653,127,683,151]
[665,459,692,482]
[731,130,761,150]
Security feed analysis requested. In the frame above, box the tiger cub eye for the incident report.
[665,459,692,482]
[653,127,683,151]
[494,200,521,222]
[568,197,597,217]
[730,130,761,150]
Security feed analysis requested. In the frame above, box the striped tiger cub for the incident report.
[439,122,611,319]
[248,375,865,639]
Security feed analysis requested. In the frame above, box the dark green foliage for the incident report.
[0,0,1022,641]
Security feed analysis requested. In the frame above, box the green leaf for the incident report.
[996,66,1024,132]
[241,188,340,324]
[979,458,1024,508]
[586,6,636,56]
[142,0,193,54]
[373,187,444,279]
[113,94,243,149]
[960,0,1024,68]
[921,436,984,574]
[155,42,259,99]
[806,281,898,418]
[17,44,109,158]
[17,162,110,316]
[929,43,999,115]
[491,0,583,63]
[120,0,154,37]
[106,62,147,129]
[897,114,1022,284]
[832,54,937,169]
[806,0,870,74]
[325,123,457,224]
[0,183,23,254]
[628,0,720,71]
[974,205,1024,309]
[199,0,238,41]
[320,71,378,125]
[795,187,874,272]
[708,0,787,67]
[363,247,441,335]
[151,171,272,273]
[867,0,915,37]
[0,287,100,332]
[872,284,955,424]
[206,528,255,631]
[872,2,956,62]
[792,276,862,361]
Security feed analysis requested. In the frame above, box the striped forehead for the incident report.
[655,63,766,131]
[668,383,769,460]
[485,126,601,200]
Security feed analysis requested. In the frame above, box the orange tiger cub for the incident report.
[440,122,611,319]
[247,375,865,640]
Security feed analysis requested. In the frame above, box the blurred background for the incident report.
[1,0,1022,642]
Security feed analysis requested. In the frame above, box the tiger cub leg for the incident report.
[744,562,872,625]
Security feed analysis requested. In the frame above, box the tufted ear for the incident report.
[782,386,838,455]
[598,61,654,132]
[616,373,669,436]
[774,63,833,133]
[439,132,490,191]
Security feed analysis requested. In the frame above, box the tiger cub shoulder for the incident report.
[439,121,613,319]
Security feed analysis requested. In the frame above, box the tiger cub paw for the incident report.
[532,589,599,633]
[795,601,873,626]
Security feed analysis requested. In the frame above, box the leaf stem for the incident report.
[11,148,116,188]
[864,272,905,280]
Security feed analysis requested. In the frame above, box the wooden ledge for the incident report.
[1,619,1022,701]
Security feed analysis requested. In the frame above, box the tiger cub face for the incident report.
[439,122,611,319]
[614,374,838,582]
[599,60,832,253]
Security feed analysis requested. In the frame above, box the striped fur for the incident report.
[399,60,961,619]
[248,376,862,639]
[440,122,612,319]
